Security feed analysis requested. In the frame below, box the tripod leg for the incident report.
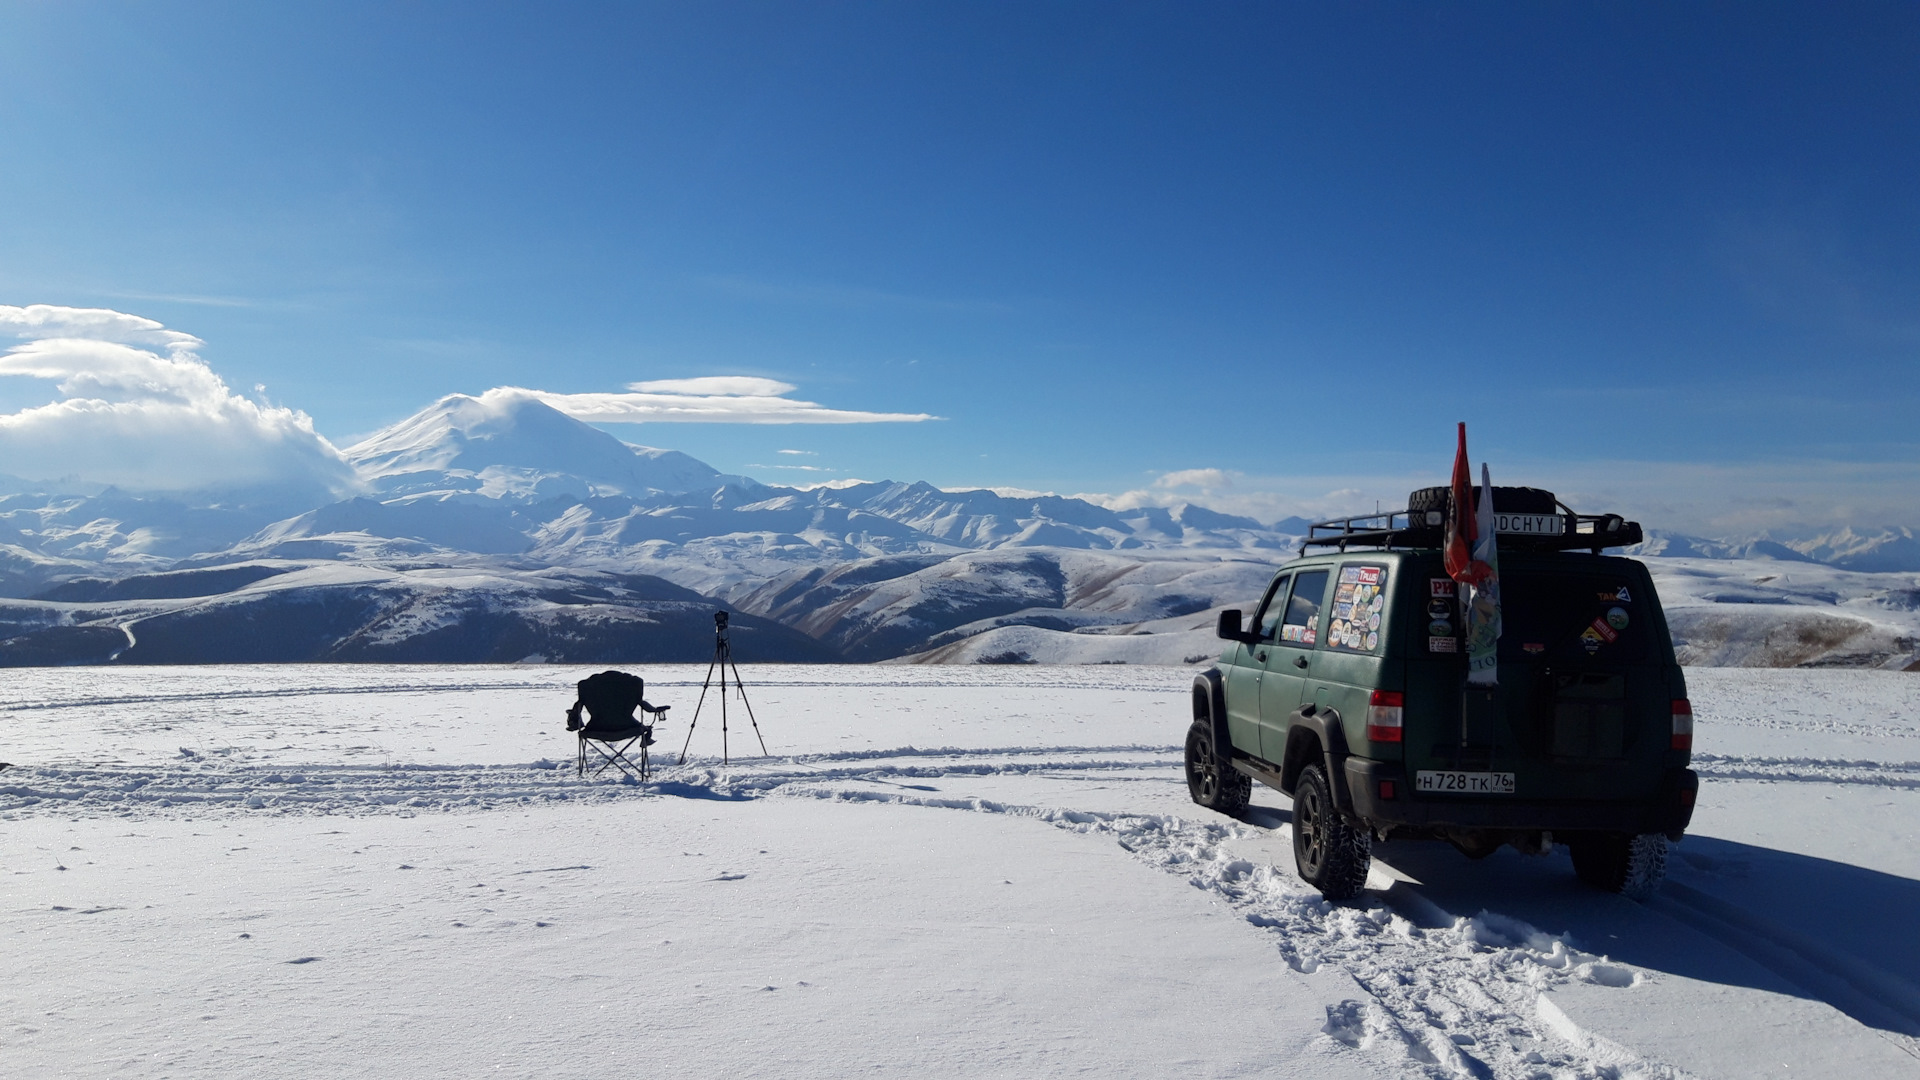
[719,640,729,765]
[727,654,770,756]
[679,647,723,766]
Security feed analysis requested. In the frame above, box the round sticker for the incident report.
[1607,606,1629,630]
[1364,631,1378,651]
[1370,595,1384,612]
[1428,619,1452,636]
[1427,599,1450,616]
[1367,612,1381,631]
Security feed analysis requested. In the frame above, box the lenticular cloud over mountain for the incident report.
[0,304,937,503]
[0,305,355,497]
[522,378,939,425]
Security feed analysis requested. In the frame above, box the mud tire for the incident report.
[1291,764,1372,901]
[1570,832,1669,900]
[1184,721,1250,816]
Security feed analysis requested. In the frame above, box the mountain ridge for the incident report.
[0,393,1914,667]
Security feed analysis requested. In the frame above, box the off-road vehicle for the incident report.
[1185,486,1697,900]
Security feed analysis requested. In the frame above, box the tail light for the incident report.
[1671,698,1693,751]
[1367,690,1404,742]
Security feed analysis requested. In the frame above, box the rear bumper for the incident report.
[1343,758,1698,836]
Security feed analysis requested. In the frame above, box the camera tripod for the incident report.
[677,611,768,765]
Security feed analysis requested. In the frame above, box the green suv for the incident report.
[1185,487,1698,901]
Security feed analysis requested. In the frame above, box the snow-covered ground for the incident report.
[4,664,1918,1078]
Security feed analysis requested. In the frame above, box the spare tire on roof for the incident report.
[1406,485,1558,516]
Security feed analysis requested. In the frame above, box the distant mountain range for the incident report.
[1631,527,1920,574]
[0,390,1914,668]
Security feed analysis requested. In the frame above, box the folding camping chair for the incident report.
[568,670,670,781]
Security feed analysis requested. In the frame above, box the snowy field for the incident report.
[4,664,1919,1079]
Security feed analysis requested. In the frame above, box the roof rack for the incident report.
[1301,503,1644,555]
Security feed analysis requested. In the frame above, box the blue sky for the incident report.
[2,2,1916,533]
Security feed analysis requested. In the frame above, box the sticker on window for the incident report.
[1330,566,1388,653]
[1431,578,1455,598]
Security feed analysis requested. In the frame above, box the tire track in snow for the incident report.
[760,774,1700,1080]
[1691,753,1920,790]
[0,745,1720,1078]
[0,748,1174,818]
[0,681,561,712]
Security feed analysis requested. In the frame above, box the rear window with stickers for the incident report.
[1326,564,1388,654]
[1497,572,1649,664]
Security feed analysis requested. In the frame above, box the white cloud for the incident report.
[948,485,1058,499]
[787,477,879,490]
[520,378,938,425]
[777,448,816,456]
[1071,459,1920,534]
[629,376,796,397]
[0,305,356,497]
[1074,467,1248,516]
[1154,468,1230,491]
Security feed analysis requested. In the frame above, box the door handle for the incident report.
[1293,656,1309,669]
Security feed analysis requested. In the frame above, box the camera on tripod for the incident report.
[678,609,766,764]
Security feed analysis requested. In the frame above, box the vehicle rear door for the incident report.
[1260,567,1331,763]
[1224,573,1288,758]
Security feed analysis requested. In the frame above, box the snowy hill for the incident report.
[0,560,835,665]
[1644,557,1920,669]
[0,391,1914,667]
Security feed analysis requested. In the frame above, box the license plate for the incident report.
[1415,770,1516,795]
[1493,512,1563,535]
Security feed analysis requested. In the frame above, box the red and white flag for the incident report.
[1443,423,1493,587]
[1441,424,1502,686]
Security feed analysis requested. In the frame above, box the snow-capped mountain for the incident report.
[0,390,1914,668]
[1631,526,1920,573]
[346,389,741,499]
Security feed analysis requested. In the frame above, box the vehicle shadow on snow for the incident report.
[1368,833,1920,1041]
[1241,804,1293,830]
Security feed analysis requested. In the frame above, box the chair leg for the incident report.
[582,736,647,781]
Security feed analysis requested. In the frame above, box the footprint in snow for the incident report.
[713,872,748,882]
[285,957,321,965]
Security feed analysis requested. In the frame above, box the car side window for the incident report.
[1327,563,1389,653]
[1279,569,1329,645]
[1253,574,1291,643]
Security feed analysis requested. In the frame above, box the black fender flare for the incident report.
[1191,669,1232,760]
[1280,707,1356,813]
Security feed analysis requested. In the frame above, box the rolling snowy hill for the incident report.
[0,391,1914,667]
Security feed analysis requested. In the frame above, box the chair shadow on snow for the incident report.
[1359,828,1920,1041]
